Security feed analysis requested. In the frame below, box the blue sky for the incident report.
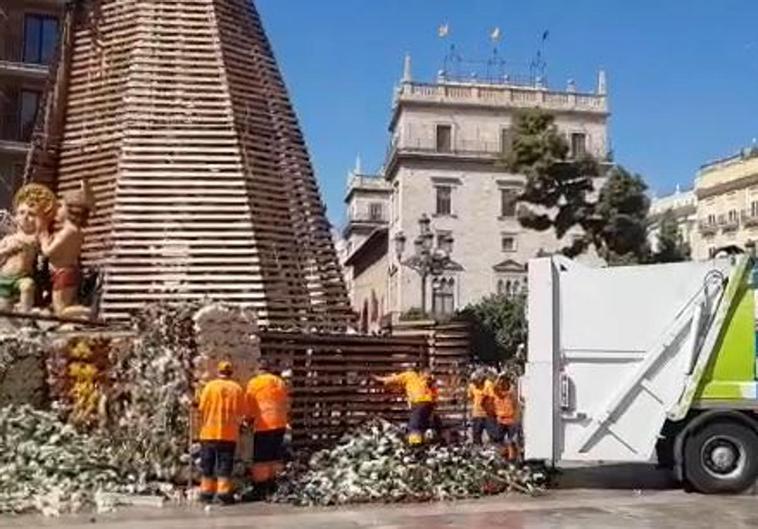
[256,0,758,226]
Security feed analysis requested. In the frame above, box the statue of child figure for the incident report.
[0,183,57,313]
[39,180,95,318]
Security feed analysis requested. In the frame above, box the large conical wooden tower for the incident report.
[25,0,353,330]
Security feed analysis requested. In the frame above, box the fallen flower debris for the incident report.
[273,419,544,506]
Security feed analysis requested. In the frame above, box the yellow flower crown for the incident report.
[13,183,57,220]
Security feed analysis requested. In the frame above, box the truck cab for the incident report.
[523,255,758,493]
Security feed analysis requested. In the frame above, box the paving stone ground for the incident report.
[5,465,757,529]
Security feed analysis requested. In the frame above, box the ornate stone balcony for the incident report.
[741,210,758,228]
[698,221,718,236]
[718,216,740,232]
[395,80,608,115]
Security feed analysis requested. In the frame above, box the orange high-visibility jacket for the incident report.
[246,372,290,432]
[198,378,247,442]
[468,380,494,418]
[489,386,518,425]
[382,371,434,405]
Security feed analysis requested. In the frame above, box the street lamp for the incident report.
[394,214,455,314]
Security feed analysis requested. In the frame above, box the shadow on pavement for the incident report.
[554,464,678,490]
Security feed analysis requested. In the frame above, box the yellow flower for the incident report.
[70,340,93,360]
[68,362,85,377]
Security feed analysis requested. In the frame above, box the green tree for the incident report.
[593,166,651,265]
[504,109,651,264]
[503,110,599,257]
[458,293,527,364]
[651,209,691,263]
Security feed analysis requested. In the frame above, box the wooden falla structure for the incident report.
[22,0,353,330]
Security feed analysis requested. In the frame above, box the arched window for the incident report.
[496,275,525,298]
[432,277,455,314]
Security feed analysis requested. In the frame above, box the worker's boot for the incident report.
[407,432,424,446]
[262,480,277,499]
[216,478,235,505]
[244,480,267,502]
[199,477,216,504]
[238,484,258,503]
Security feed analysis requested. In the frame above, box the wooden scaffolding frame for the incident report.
[24,0,354,331]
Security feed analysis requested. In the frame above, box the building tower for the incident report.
[24,0,353,329]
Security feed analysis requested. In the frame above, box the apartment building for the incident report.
[648,185,697,255]
[0,0,62,209]
[695,147,758,260]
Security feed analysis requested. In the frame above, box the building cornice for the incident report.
[344,185,392,204]
[384,149,508,180]
[648,204,697,221]
[344,227,388,267]
[696,171,758,200]
[389,81,609,131]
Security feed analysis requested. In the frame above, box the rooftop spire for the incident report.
[597,69,607,96]
[402,53,412,83]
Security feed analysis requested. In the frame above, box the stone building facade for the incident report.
[694,147,758,260]
[0,0,62,209]
[341,162,392,330]
[342,55,610,325]
[648,185,697,256]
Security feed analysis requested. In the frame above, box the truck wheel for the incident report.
[684,421,758,494]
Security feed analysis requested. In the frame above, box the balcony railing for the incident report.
[719,215,740,232]
[0,28,55,79]
[0,111,32,144]
[348,174,390,192]
[396,81,608,114]
[742,210,758,227]
[387,138,504,162]
[698,221,718,235]
[348,212,388,224]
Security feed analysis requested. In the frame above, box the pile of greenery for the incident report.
[274,419,544,506]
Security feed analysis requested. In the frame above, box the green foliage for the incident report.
[594,166,651,265]
[458,293,527,364]
[651,209,691,263]
[504,109,651,264]
[503,109,599,251]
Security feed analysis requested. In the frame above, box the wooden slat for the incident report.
[25,0,354,331]
[259,322,470,451]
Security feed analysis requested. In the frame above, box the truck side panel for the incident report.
[523,258,558,461]
[697,276,756,400]
[524,258,733,465]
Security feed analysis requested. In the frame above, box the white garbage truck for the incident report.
[523,254,758,493]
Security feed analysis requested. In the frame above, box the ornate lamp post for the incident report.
[394,214,454,314]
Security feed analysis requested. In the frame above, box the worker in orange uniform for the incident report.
[375,366,436,445]
[489,373,520,460]
[246,361,290,498]
[468,369,497,445]
[196,361,247,504]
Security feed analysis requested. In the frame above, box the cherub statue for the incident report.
[0,183,56,313]
[39,180,95,318]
